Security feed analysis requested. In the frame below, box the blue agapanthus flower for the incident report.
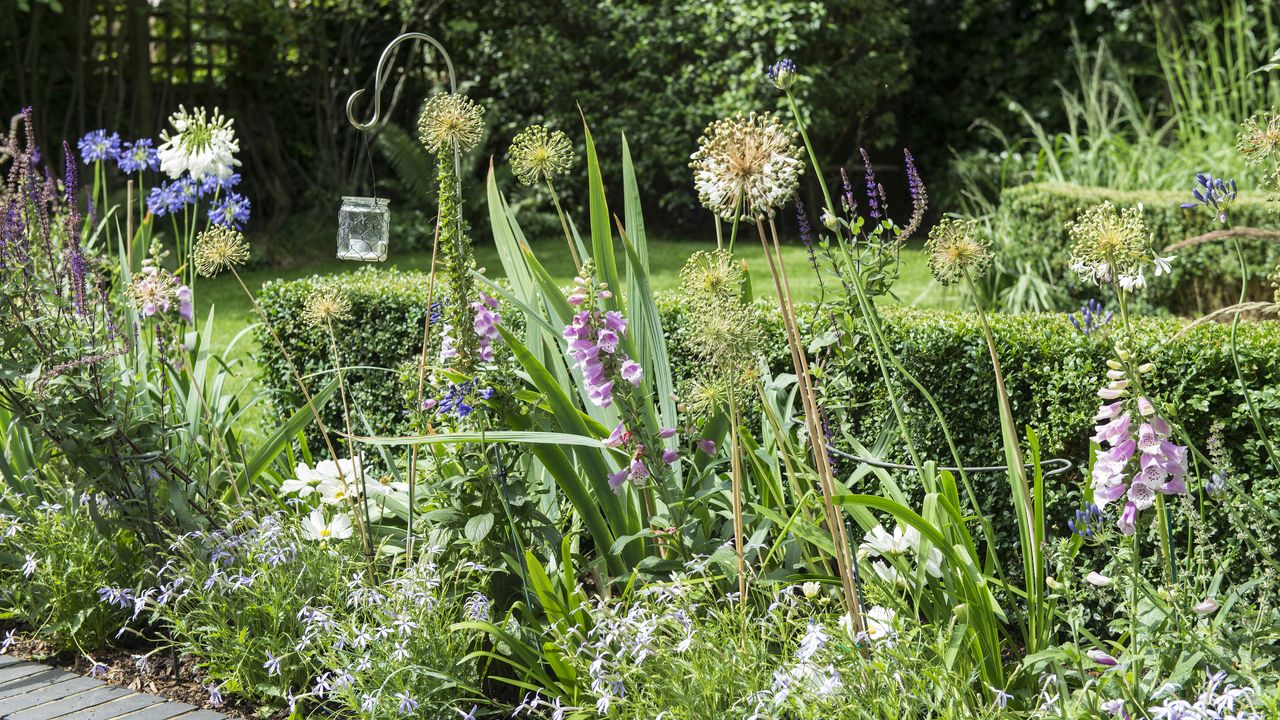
[146,182,184,217]
[117,138,159,174]
[78,130,121,164]
[1181,172,1237,223]
[209,192,251,229]
[199,172,242,197]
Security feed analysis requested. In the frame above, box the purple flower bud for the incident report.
[697,439,716,456]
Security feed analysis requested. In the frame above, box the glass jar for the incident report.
[336,196,390,261]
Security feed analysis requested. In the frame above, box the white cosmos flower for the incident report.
[282,463,322,497]
[157,105,241,180]
[301,509,352,542]
[860,524,911,557]
[839,606,898,646]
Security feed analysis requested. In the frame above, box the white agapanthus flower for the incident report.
[690,112,803,221]
[301,508,353,542]
[157,105,241,180]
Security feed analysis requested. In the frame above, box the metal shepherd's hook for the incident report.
[346,32,461,179]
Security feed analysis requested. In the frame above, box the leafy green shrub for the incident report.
[999,183,1280,314]
[256,268,451,441]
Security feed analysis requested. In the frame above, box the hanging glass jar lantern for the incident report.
[341,32,459,262]
[336,196,390,261]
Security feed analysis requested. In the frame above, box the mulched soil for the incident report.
[3,625,282,720]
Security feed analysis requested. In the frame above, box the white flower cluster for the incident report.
[858,523,943,586]
[157,105,241,181]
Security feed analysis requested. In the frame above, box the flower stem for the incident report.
[1228,236,1280,476]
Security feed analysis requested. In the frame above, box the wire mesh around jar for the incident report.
[337,196,390,262]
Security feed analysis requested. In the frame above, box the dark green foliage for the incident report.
[1000,183,1280,314]
[255,268,443,443]
[435,0,911,221]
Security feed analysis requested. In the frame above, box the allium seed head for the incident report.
[925,218,991,286]
[193,226,250,277]
[509,125,574,185]
[303,286,352,326]
[418,93,485,155]
[690,113,804,221]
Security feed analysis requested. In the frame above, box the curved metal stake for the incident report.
[346,31,461,178]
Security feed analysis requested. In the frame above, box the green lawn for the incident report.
[199,237,959,398]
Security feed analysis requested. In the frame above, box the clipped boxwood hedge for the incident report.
[999,183,1280,315]
[259,268,1280,556]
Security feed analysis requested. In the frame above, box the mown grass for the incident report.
[199,236,958,401]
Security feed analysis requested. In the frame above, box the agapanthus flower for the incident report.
[1068,298,1113,336]
[146,182,184,217]
[117,138,159,174]
[78,130,121,163]
[509,125,574,185]
[193,226,250,277]
[1238,112,1280,166]
[690,112,804,221]
[925,217,990,285]
[208,192,251,229]
[1180,172,1237,223]
[418,92,486,155]
[1068,202,1157,288]
[157,105,241,180]
[1068,504,1106,542]
[199,171,241,196]
[768,58,798,91]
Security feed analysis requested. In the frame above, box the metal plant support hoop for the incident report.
[827,445,1076,479]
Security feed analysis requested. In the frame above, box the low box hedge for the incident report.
[999,183,1280,315]
[259,268,1280,557]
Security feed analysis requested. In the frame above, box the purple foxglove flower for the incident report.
[697,439,716,456]
[177,285,193,323]
[659,427,677,439]
[1091,413,1131,445]
[629,457,650,480]
[1087,648,1118,667]
[597,328,619,353]
[1094,401,1125,422]
[661,448,680,464]
[1098,382,1129,400]
[608,468,628,492]
[620,359,643,385]
[603,310,627,334]
[1150,415,1171,437]
[1085,571,1111,587]
[603,422,629,448]
[1136,423,1161,454]
[1157,476,1186,495]
[1127,479,1156,510]
[1118,502,1137,535]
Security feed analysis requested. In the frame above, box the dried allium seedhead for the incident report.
[418,93,486,156]
[925,218,990,286]
[193,226,250,277]
[508,125,574,186]
[303,286,352,327]
[690,113,804,221]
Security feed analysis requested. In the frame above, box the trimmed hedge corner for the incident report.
[999,183,1280,315]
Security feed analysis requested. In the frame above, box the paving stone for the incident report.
[8,683,130,720]
[54,693,161,720]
